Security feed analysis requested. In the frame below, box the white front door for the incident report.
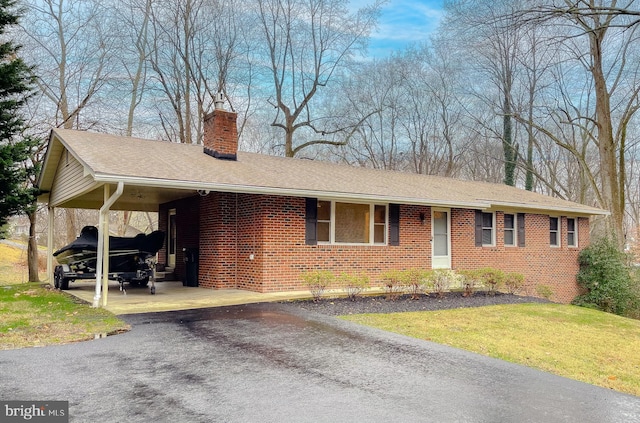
[168,209,176,268]
[432,208,451,269]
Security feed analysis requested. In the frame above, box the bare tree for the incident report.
[20,0,118,246]
[513,0,640,245]
[444,0,526,186]
[255,0,382,157]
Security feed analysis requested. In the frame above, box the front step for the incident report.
[155,266,175,282]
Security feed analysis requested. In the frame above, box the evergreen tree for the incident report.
[0,0,37,235]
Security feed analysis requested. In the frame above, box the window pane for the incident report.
[504,230,514,246]
[317,200,331,221]
[504,214,514,229]
[568,232,575,246]
[482,228,492,245]
[374,205,385,223]
[434,234,448,255]
[550,217,558,231]
[317,222,330,242]
[567,218,575,232]
[483,212,493,228]
[550,232,558,245]
[374,224,385,243]
[335,202,369,243]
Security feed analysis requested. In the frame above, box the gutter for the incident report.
[93,173,607,216]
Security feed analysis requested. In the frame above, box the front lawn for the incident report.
[342,303,640,397]
[0,283,130,350]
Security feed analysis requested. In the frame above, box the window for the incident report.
[550,217,560,247]
[475,210,496,247]
[317,200,331,243]
[504,213,516,246]
[482,212,495,246]
[315,200,387,245]
[567,217,577,247]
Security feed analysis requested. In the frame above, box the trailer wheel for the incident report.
[54,266,62,289]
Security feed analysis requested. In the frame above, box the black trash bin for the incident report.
[183,247,199,287]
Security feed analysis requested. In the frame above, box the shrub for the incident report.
[504,272,525,295]
[429,269,461,298]
[458,269,483,297]
[401,268,429,300]
[572,237,638,316]
[381,269,404,300]
[536,284,554,300]
[339,272,370,301]
[301,270,334,302]
[477,267,505,296]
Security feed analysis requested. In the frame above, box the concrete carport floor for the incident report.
[64,280,320,314]
[1,302,639,422]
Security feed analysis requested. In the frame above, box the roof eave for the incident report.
[96,173,605,215]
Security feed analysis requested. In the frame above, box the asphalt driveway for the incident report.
[1,303,639,422]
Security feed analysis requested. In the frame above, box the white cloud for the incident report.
[373,0,443,43]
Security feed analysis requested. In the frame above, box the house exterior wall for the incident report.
[450,210,589,303]
[158,196,200,282]
[49,150,98,207]
[158,192,591,303]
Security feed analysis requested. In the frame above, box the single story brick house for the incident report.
[37,103,607,304]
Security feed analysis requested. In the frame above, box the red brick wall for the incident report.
[450,209,589,303]
[164,193,591,303]
[158,196,200,282]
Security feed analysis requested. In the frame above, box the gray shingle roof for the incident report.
[39,128,607,216]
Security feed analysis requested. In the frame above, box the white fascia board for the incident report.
[487,201,609,217]
[94,173,492,209]
[96,173,607,215]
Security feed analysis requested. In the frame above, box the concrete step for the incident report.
[155,267,175,282]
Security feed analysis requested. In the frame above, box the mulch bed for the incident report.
[281,291,551,316]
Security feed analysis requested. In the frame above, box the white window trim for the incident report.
[567,217,578,248]
[550,216,561,248]
[482,212,496,247]
[318,200,388,246]
[504,213,517,247]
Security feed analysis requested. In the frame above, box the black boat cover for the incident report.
[53,226,165,257]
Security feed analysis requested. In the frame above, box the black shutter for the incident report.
[389,204,400,246]
[517,213,526,247]
[475,210,483,247]
[305,198,317,245]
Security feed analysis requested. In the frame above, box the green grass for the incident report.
[0,283,130,350]
[342,303,640,397]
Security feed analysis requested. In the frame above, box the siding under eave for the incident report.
[49,149,100,207]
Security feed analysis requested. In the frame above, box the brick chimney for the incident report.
[203,94,238,160]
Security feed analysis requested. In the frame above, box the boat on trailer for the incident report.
[53,226,165,293]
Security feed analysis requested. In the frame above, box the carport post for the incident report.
[47,207,54,284]
[93,182,123,308]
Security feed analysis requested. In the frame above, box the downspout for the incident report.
[93,182,124,308]
[47,207,54,284]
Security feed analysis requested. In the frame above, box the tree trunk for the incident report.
[590,29,625,245]
[27,207,39,282]
[503,93,516,186]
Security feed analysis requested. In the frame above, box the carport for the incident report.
[63,280,314,315]
[37,129,210,308]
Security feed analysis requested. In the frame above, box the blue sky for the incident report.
[362,0,445,56]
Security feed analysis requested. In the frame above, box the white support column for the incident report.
[101,185,111,307]
[47,207,54,285]
[93,182,124,308]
